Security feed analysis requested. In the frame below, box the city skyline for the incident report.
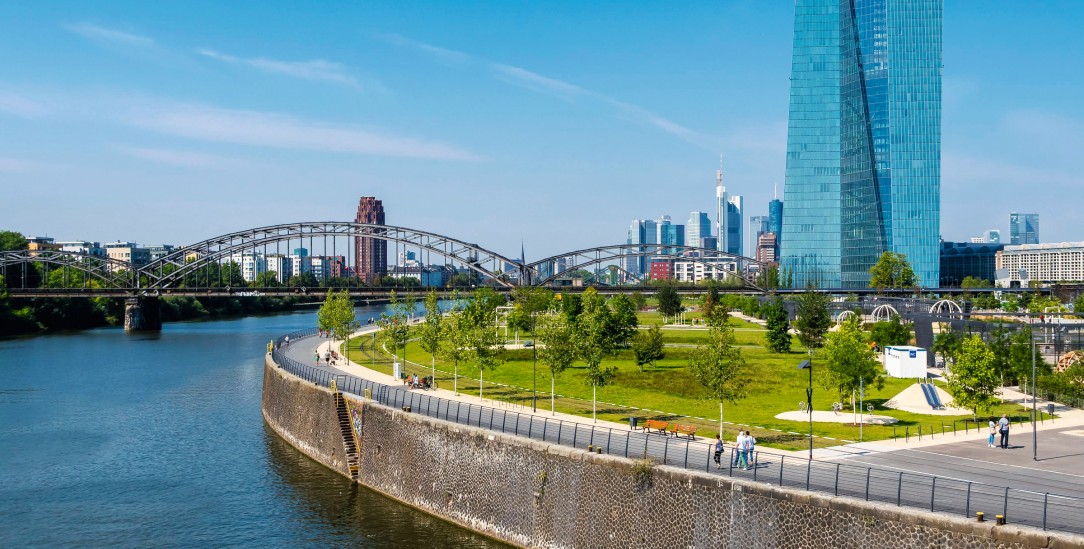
[1,2,1082,260]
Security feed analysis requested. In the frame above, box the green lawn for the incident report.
[343,318,1044,451]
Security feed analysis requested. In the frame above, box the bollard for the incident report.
[596,447,603,454]
[587,444,593,452]
[402,406,411,412]
[995,514,1006,526]
[976,512,984,522]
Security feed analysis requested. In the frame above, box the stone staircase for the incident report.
[333,391,361,480]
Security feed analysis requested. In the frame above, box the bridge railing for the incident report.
[267,333,1084,537]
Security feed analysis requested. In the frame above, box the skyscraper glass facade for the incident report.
[726,196,743,257]
[780,0,941,288]
[1009,213,1039,245]
[686,212,712,248]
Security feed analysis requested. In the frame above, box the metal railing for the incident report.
[269,329,1084,537]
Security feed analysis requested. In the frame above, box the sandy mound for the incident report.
[775,411,897,424]
[884,383,967,415]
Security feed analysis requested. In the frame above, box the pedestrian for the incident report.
[746,432,757,470]
[998,413,1010,449]
[732,431,745,467]
[314,351,319,366]
[713,435,724,468]
[284,335,289,348]
[988,419,996,448]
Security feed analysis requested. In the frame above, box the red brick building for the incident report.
[354,196,387,284]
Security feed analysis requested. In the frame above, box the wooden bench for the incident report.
[643,419,670,434]
[669,424,698,439]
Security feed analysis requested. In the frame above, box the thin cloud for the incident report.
[114,145,245,169]
[385,34,711,150]
[64,22,155,47]
[123,102,480,161]
[0,92,50,117]
[0,157,32,172]
[198,49,378,91]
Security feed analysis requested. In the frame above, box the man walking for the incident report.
[998,414,1010,449]
[713,435,724,468]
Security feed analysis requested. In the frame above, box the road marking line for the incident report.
[903,449,1084,481]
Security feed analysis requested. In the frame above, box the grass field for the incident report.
[343,316,1042,451]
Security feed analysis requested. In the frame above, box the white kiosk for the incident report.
[884,346,927,378]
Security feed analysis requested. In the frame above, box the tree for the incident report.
[537,313,576,414]
[607,294,639,348]
[254,270,281,288]
[317,290,359,363]
[703,299,731,328]
[932,329,963,367]
[1039,360,1084,403]
[690,321,749,438]
[0,230,27,251]
[869,315,912,348]
[961,276,992,289]
[756,265,780,290]
[793,290,831,352]
[438,308,471,394]
[869,251,917,290]
[376,291,412,371]
[702,283,720,320]
[631,324,665,371]
[629,291,647,312]
[508,287,553,410]
[462,288,505,399]
[574,288,618,422]
[945,335,1001,418]
[821,317,884,422]
[1075,294,1084,317]
[763,297,791,353]
[656,281,683,320]
[417,290,444,383]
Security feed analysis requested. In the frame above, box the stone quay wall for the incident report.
[262,356,1080,549]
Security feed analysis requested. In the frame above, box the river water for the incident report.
[0,308,506,548]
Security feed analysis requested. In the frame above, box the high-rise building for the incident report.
[687,212,712,248]
[625,219,647,276]
[984,229,1002,245]
[1009,213,1039,245]
[749,215,769,258]
[768,198,783,241]
[726,195,743,257]
[779,0,942,288]
[660,222,685,254]
[756,233,779,264]
[354,196,387,284]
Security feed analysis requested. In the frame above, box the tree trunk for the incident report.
[551,375,555,416]
[592,381,597,423]
[480,368,484,400]
[719,401,724,439]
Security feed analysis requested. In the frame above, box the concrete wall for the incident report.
[262,356,349,478]
[262,357,1080,549]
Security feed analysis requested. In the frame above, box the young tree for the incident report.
[656,281,683,321]
[317,290,359,363]
[537,313,576,414]
[417,290,444,383]
[690,321,749,438]
[575,288,618,422]
[629,291,647,312]
[869,315,912,348]
[868,251,917,290]
[945,335,1002,419]
[763,297,792,353]
[931,328,963,368]
[462,288,506,399]
[1075,294,1084,317]
[377,290,411,369]
[438,308,471,394]
[607,294,639,347]
[702,282,720,320]
[631,324,665,371]
[793,290,831,353]
[821,317,884,422]
[508,287,553,409]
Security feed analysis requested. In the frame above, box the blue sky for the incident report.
[1,1,1081,259]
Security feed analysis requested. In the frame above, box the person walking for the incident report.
[732,431,744,467]
[284,335,289,348]
[737,431,749,469]
[998,413,1010,449]
[713,435,724,468]
[314,351,320,366]
[988,419,996,448]
[746,432,757,470]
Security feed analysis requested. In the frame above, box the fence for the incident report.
[269,329,1084,537]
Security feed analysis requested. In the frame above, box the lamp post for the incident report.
[798,356,813,460]
[1032,319,1039,461]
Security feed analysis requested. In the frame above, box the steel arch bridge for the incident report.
[524,243,766,290]
[0,250,135,289]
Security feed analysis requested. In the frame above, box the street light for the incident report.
[798,357,813,460]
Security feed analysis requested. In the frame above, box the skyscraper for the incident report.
[354,196,387,284]
[715,162,727,254]
[768,198,783,241]
[687,212,712,248]
[984,229,1002,245]
[749,215,769,255]
[1009,213,1039,245]
[726,195,743,257]
[625,220,647,275]
[780,0,942,288]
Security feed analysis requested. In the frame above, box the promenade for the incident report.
[276,327,1084,535]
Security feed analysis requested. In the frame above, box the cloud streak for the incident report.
[0,92,50,117]
[382,34,712,149]
[123,102,479,161]
[64,22,155,47]
[198,49,377,91]
[114,145,246,169]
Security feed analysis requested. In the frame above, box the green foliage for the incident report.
[417,290,444,358]
[793,290,831,351]
[376,291,412,359]
[702,283,720,319]
[462,288,505,376]
[655,281,683,318]
[574,288,618,388]
[607,294,639,347]
[0,230,28,251]
[868,315,912,348]
[960,276,992,289]
[820,317,884,403]
[537,313,576,380]
[689,322,749,408]
[317,289,359,344]
[945,335,1001,417]
[868,251,917,290]
[254,270,281,288]
[763,297,791,353]
[1074,294,1084,316]
[756,265,780,290]
[1027,295,1063,314]
[559,292,582,322]
[631,324,665,371]
[1039,360,1084,402]
[629,291,647,312]
[932,328,963,365]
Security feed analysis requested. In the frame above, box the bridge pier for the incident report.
[124,296,161,332]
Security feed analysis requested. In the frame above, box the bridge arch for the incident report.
[140,222,522,290]
[0,250,135,289]
[524,244,765,290]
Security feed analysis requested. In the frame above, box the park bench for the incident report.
[643,419,670,434]
[669,424,698,439]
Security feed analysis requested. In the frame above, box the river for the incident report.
[0,308,506,548]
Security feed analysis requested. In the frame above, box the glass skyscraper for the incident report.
[780,0,942,288]
[1009,213,1039,245]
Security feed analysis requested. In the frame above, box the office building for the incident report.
[625,220,648,276]
[145,244,175,262]
[229,252,267,283]
[768,197,783,241]
[701,236,718,251]
[726,195,743,257]
[1009,213,1039,245]
[749,215,769,257]
[780,0,942,288]
[56,241,105,257]
[996,242,1084,287]
[673,257,739,284]
[354,196,387,284]
[984,230,1001,245]
[940,242,1003,287]
[104,241,150,271]
[266,254,293,283]
[650,260,672,281]
[756,233,779,264]
[659,220,685,254]
[687,211,712,248]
